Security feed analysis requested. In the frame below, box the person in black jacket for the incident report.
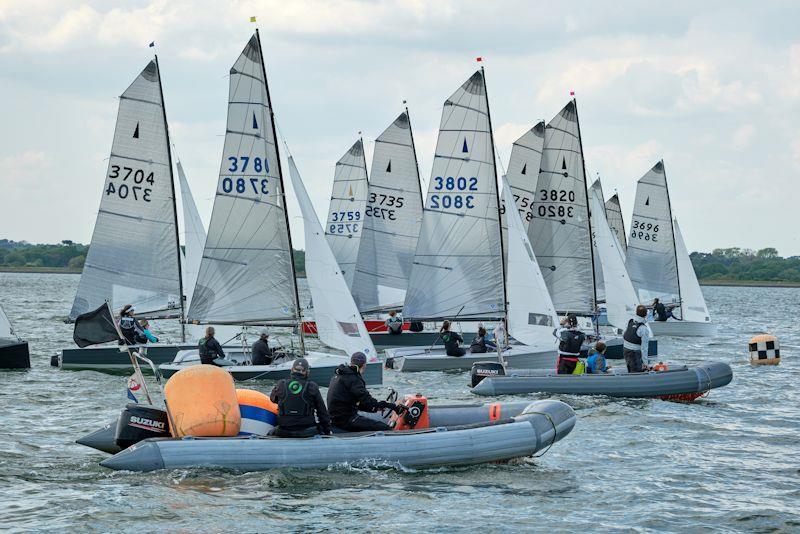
[327,352,404,432]
[470,326,497,354]
[251,329,274,365]
[118,304,147,345]
[440,320,465,357]
[270,358,331,437]
[556,314,586,374]
[198,326,229,366]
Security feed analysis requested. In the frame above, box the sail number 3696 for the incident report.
[630,220,659,241]
[106,165,154,202]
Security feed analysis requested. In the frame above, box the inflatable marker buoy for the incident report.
[164,365,241,437]
[749,334,780,366]
[236,389,277,436]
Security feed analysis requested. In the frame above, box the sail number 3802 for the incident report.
[430,176,478,210]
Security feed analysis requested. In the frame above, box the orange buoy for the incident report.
[236,389,278,436]
[653,362,668,372]
[749,334,780,366]
[164,365,241,437]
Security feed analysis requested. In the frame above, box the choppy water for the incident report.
[0,272,798,532]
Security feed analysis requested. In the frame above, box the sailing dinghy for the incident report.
[158,32,381,384]
[625,161,716,337]
[0,304,29,369]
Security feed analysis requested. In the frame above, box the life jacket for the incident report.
[623,319,643,349]
[470,336,487,354]
[119,316,138,345]
[387,316,403,332]
[558,328,584,357]
[277,375,315,428]
[198,337,219,362]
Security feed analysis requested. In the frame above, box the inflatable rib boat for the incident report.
[99,399,575,472]
[471,361,732,400]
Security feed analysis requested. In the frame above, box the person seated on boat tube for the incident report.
[470,327,497,354]
[251,329,274,365]
[386,310,403,335]
[198,326,232,366]
[270,358,332,438]
[327,352,405,432]
[440,320,465,357]
[586,341,610,374]
[118,305,148,345]
[623,305,652,373]
[138,320,158,343]
[556,314,585,374]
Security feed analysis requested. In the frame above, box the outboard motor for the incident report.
[391,394,429,430]
[115,404,170,449]
[470,361,506,388]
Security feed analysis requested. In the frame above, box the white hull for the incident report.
[384,345,557,372]
[648,320,717,337]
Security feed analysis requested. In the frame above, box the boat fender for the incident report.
[236,389,278,436]
[114,404,170,450]
[749,334,780,366]
[470,361,506,387]
[392,394,429,430]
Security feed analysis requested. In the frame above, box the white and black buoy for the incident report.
[749,334,780,366]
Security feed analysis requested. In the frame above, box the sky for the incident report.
[0,0,798,254]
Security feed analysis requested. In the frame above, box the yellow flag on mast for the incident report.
[250,16,257,22]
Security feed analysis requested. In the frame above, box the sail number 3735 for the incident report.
[221,156,269,195]
[106,165,154,202]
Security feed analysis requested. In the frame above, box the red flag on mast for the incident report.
[476,57,483,62]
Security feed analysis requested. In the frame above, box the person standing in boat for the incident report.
[327,352,405,432]
[470,326,497,354]
[623,305,652,373]
[440,320,465,357]
[386,310,403,336]
[251,329,274,365]
[198,326,230,366]
[556,314,586,374]
[270,358,332,437]
[118,305,147,345]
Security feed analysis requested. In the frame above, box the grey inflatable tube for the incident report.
[100,400,576,472]
[471,361,733,398]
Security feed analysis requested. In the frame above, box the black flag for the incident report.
[73,303,121,348]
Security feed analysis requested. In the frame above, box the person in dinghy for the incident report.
[198,326,234,367]
[440,320,465,357]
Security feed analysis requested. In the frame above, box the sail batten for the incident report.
[403,70,505,321]
[187,33,297,325]
[69,59,182,321]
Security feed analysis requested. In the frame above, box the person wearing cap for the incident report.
[555,313,586,374]
[327,352,405,432]
[269,358,332,438]
[251,329,274,365]
[118,304,147,345]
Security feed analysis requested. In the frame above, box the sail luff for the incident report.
[574,99,598,312]
[605,193,628,255]
[176,161,206,313]
[662,160,682,305]
[590,178,607,303]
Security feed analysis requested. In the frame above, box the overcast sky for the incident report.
[1,0,798,254]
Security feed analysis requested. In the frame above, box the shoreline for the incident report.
[699,280,800,288]
[0,267,82,274]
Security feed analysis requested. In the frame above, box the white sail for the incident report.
[605,193,628,256]
[176,160,206,311]
[589,185,638,330]
[404,70,505,321]
[503,178,558,347]
[188,34,297,325]
[673,219,711,322]
[324,139,369,289]
[527,100,595,315]
[351,112,423,313]
[590,179,606,303]
[625,160,680,304]
[69,59,181,321]
[500,121,544,256]
[0,304,15,339]
[288,156,378,361]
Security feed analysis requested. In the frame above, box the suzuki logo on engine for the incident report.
[129,416,166,432]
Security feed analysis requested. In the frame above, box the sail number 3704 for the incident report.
[430,176,478,210]
[106,165,155,202]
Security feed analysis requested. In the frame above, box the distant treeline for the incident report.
[2,240,796,283]
[0,239,307,275]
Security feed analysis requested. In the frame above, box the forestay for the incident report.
[177,161,206,311]
[324,139,369,289]
[590,179,606,303]
[69,60,181,321]
[351,112,423,313]
[502,178,558,347]
[589,185,637,330]
[0,305,15,339]
[605,193,628,256]
[500,122,544,257]
[625,161,680,304]
[188,34,297,325]
[403,70,505,321]
[673,219,711,322]
[527,100,595,315]
[288,157,378,361]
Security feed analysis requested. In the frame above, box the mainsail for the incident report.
[351,112,423,313]
[589,179,607,303]
[674,219,711,322]
[500,121,544,255]
[288,157,378,361]
[188,33,298,325]
[625,160,680,304]
[404,70,505,321]
[70,59,182,321]
[324,139,369,289]
[605,193,628,255]
[527,100,596,315]
[176,160,206,311]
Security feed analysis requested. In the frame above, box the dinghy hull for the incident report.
[100,400,576,472]
[0,339,30,369]
[58,343,195,372]
[471,360,732,398]
[648,320,717,338]
[385,346,557,372]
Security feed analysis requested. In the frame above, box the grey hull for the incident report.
[385,346,557,373]
[472,360,733,398]
[78,401,535,455]
[370,331,476,349]
[59,343,195,373]
[100,400,576,472]
[648,321,717,338]
[158,360,383,386]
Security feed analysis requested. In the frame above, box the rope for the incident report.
[518,408,559,458]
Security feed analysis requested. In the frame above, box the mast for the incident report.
[572,97,598,317]
[405,105,425,210]
[662,160,682,307]
[254,29,305,353]
[482,67,508,324]
[154,55,186,341]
